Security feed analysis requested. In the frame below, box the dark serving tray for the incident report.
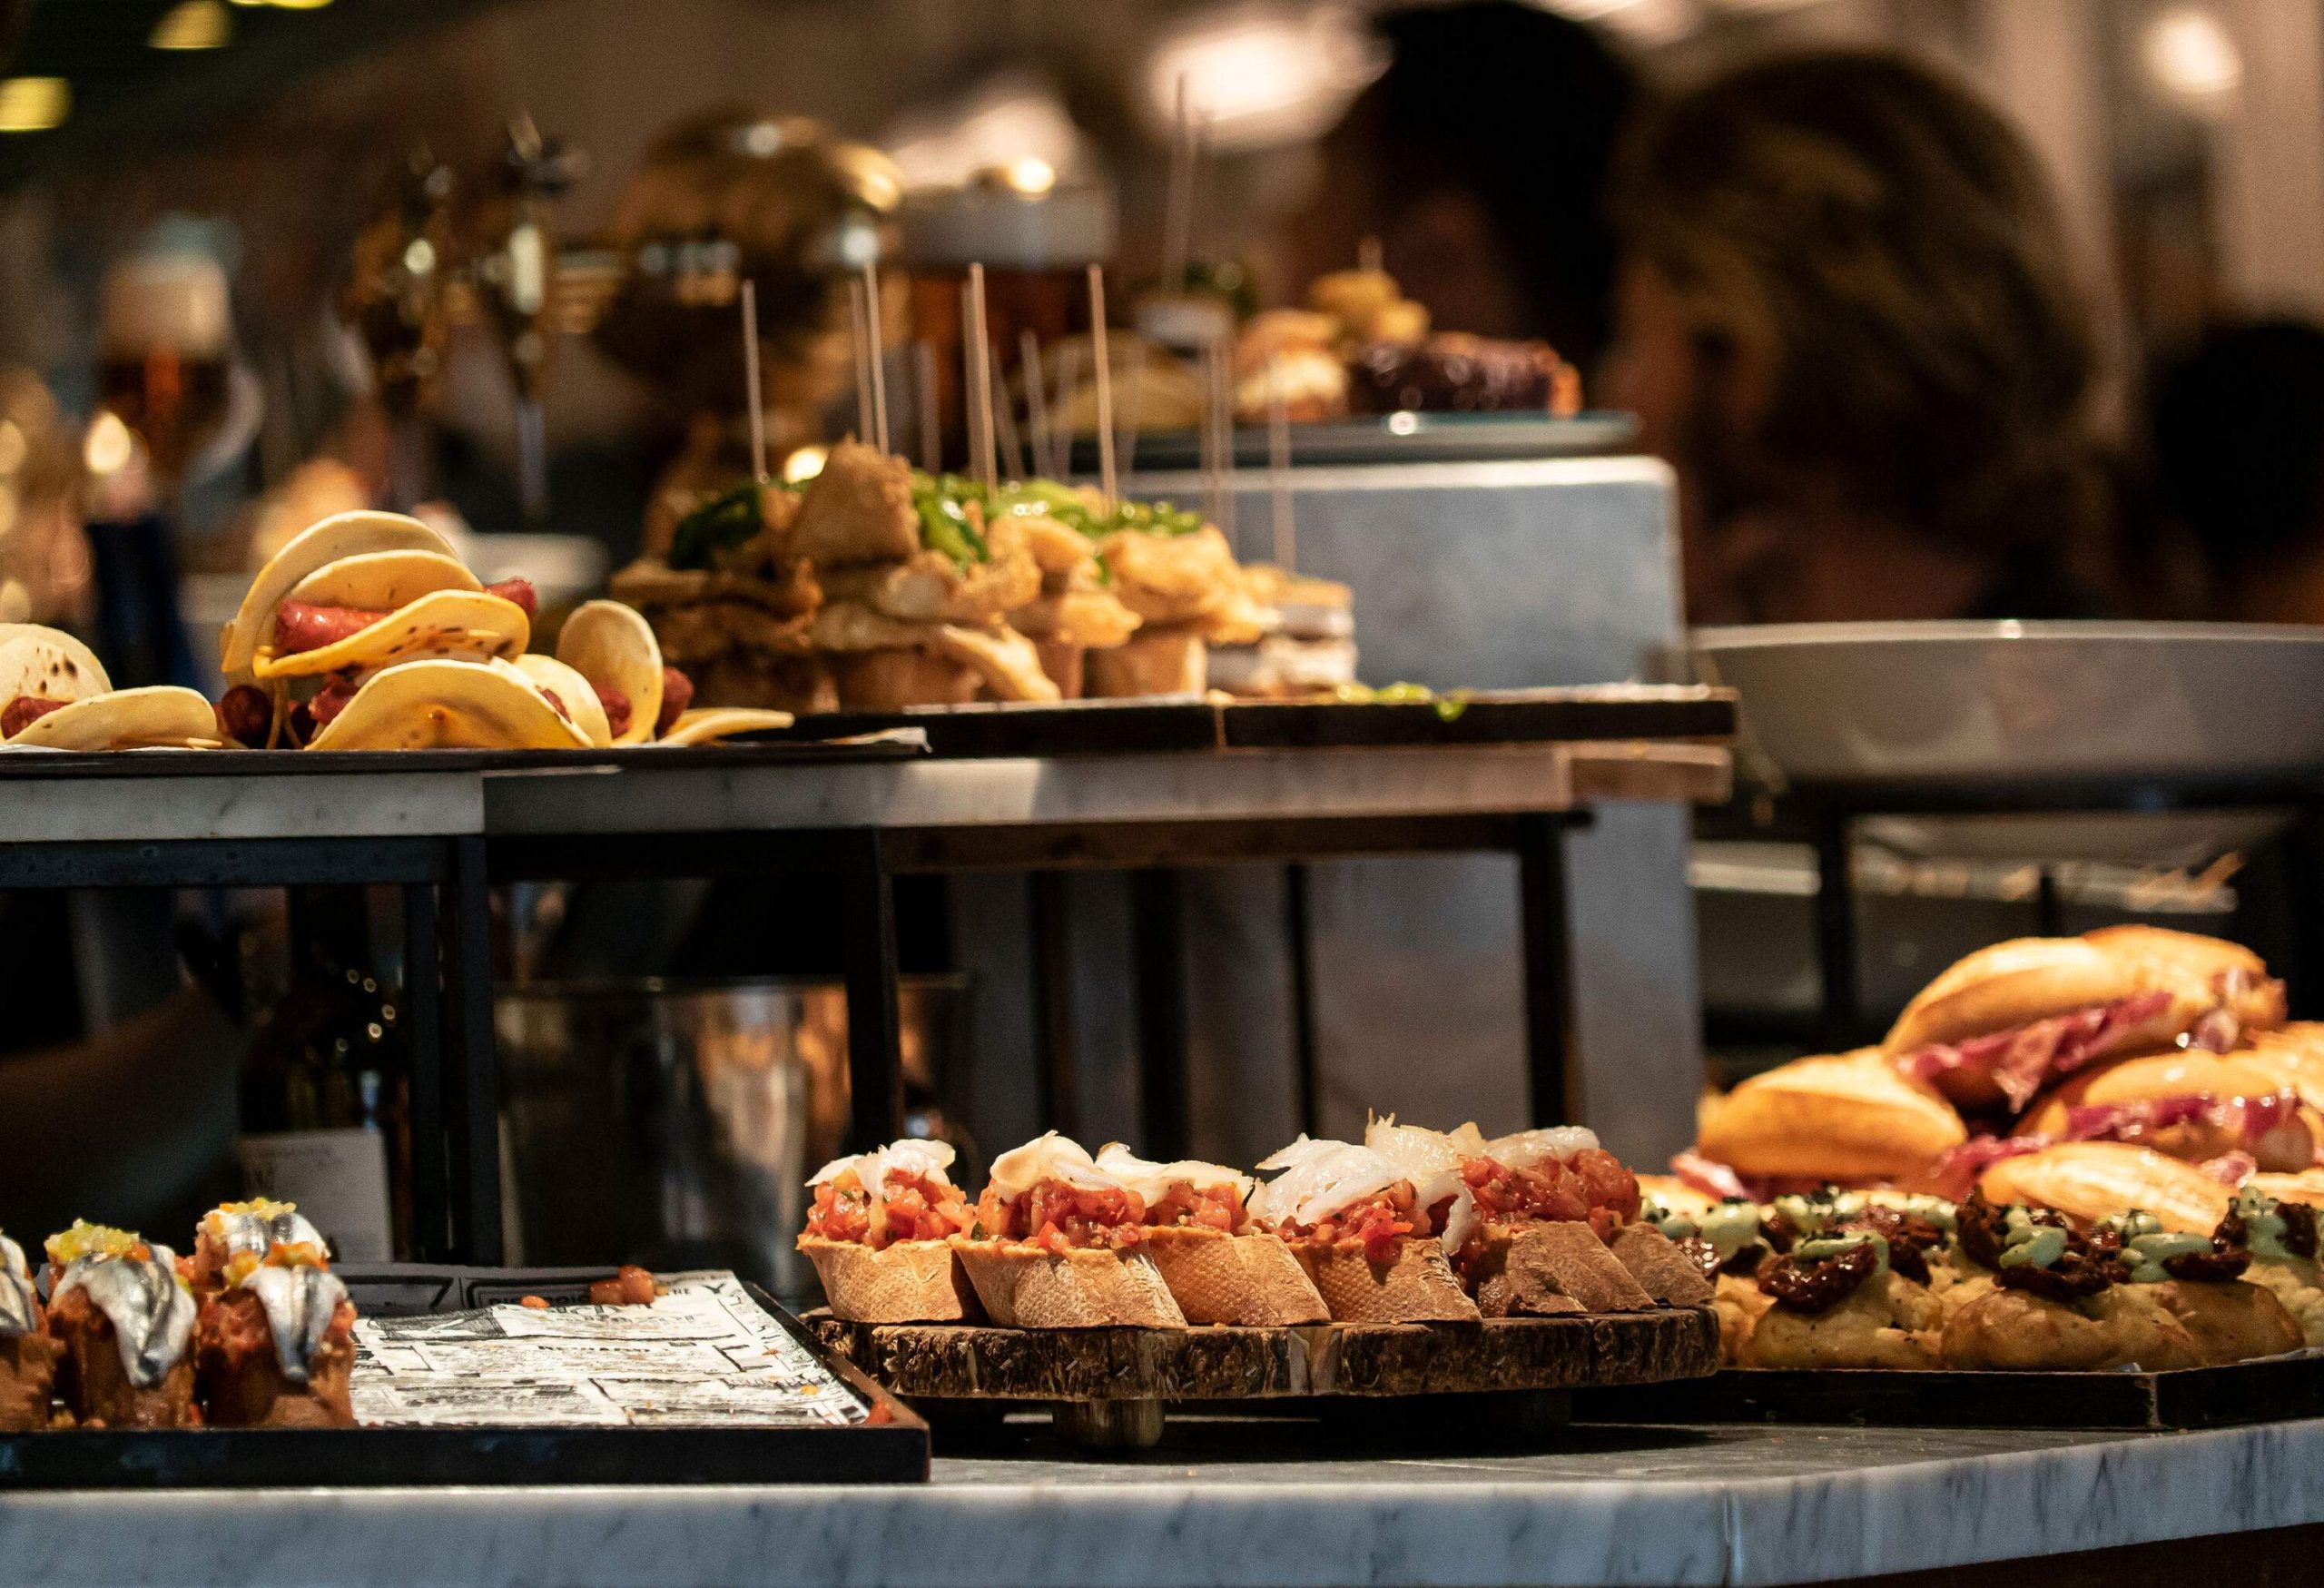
[750,686,1736,760]
[0,736,928,779]
[0,1266,928,1489]
[1571,1355,2324,1431]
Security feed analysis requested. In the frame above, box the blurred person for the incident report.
[1607,52,2108,625]
[1285,1,1640,370]
[2145,319,2324,625]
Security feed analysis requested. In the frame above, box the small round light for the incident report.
[84,411,134,477]
[782,445,828,485]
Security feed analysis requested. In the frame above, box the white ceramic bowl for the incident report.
[1693,620,2324,787]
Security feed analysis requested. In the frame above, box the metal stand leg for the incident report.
[839,831,905,1151]
[1811,813,1861,1049]
[1285,863,1322,1135]
[2286,806,2324,1021]
[1130,869,1190,1159]
[1028,872,1079,1136]
[1515,815,1575,1126]
[445,835,502,1264]
[2034,866,2063,936]
[402,877,446,1263]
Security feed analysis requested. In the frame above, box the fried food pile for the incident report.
[614,440,1294,712]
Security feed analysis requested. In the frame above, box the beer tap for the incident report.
[473,113,584,526]
[340,145,456,509]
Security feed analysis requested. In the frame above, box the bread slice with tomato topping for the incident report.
[798,1140,981,1324]
[1248,1136,1479,1323]
[950,1134,1187,1328]
[1094,1145,1327,1325]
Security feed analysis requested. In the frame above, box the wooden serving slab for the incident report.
[806,1307,1719,1450]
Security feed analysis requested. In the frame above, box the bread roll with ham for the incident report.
[1884,938,2218,1112]
[2012,1051,2316,1173]
[1092,1145,1326,1326]
[1695,1050,1966,1184]
[1976,1141,2232,1234]
[2083,925,2285,1037]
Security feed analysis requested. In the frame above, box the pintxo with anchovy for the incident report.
[43,1222,199,1428]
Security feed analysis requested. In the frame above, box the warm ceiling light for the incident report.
[151,0,232,49]
[781,445,828,485]
[1143,6,1384,151]
[2144,6,2242,106]
[0,77,69,133]
[265,0,336,10]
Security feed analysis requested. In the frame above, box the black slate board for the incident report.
[748,687,1736,760]
[1571,1355,2324,1431]
[0,1266,928,1489]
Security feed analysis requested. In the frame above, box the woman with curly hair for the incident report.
[1609,52,2111,624]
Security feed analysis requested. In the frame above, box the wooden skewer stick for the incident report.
[859,261,891,455]
[912,340,940,474]
[1198,336,1222,531]
[1267,354,1295,571]
[1358,235,1384,275]
[1161,72,1195,292]
[1088,264,1118,506]
[846,276,873,444]
[740,279,768,481]
[1019,330,1051,478]
[1213,335,1238,542]
[965,262,999,490]
[992,361,1029,482]
[1053,340,1083,484]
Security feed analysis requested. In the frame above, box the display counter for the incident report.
[10,1417,2319,1587]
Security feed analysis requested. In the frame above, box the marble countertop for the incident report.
[5,1416,2317,1588]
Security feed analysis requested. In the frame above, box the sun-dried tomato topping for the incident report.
[807,1169,972,1248]
[977,1179,1148,1252]
[1145,1181,1246,1232]
[1760,1242,1881,1313]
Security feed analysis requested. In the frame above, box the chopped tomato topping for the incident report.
[1275,1183,1428,1267]
[976,1179,1147,1251]
[807,1169,971,1249]
[1461,1148,1640,1241]
[1145,1181,1246,1232]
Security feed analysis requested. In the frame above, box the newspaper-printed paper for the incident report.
[351,1270,866,1429]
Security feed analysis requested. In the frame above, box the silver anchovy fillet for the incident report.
[243,1265,349,1385]
[55,1246,194,1388]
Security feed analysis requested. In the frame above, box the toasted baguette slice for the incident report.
[1607,1223,1717,1307]
[1977,1141,2231,1234]
[1696,1049,1965,1181]
[1141,1226,1329,1326]
[948,1238,1187,1328]
[800,1235,981,1324]
[1287,1235,1480,1323]
[1465,1221,1657,1317]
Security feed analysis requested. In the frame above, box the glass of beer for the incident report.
[95,249,232,488]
